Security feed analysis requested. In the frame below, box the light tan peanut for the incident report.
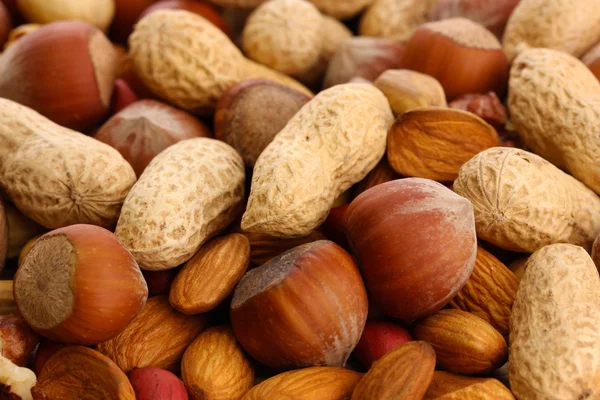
[454,147,600,253]
[360,0,438,42]
[503,0,600,61]
[241,83,393,238]
[508,48,600,194]
[510,244,600,399]
[308,0,375,20]
[116,138,245,270]
[242,0,324,76]
[0,99,135,230]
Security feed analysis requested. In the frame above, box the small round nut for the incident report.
[243,0,324,76]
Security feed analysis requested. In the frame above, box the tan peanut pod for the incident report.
[241,83,393,238]
[243,59,313,97]
[449,247,518,336]
[454,148,600,253]
[503,0,600,61]
[115,138,245,270]
[243,367,362,400]
[510,244,600,399]
[0,99,135,230]
[360,0,438,42]
[508,48,600,194]
[242,0,324,76]
[309,0,375,20]
[129,10,246,116]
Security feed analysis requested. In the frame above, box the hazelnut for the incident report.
[13,224,148,345]
[353,155,401,196]
[373,69,447,116]
[0,2,11,49]
[449,91,507,129]
[230,240,368,369]
[0,314,39,367]
[323,37,405,89]
[344,178,477,321]
[142,269,177,297]
[110,79,140,115]
[214,79,310,167]
[0,21,116,131]
[401,18,509,100]
[94,99,211,177]
[110,0,157,44]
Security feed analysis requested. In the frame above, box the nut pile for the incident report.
[0,0,598,399]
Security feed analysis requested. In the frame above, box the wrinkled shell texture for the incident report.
[309,0,374,20]
[360,0,438,42]
[454,148,600,253]
[115,138,245,270]
[502,0,600,61]
[242,83,393,237]
[129,10,245,115]
[510,244,600,399]
[0,99,135,230]
[509,48,600,195]
[243,0,324,76]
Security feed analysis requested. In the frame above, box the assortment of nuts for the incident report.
[0,0,598,399]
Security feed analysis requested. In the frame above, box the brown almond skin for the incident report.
[0,314,39,366]
[230,240,368,369]
[344,178,477,322]
[32,346,136,400]
[97,296,206,373]
[214,79,310,167]
[181,326,254,400]
[243,367,363,400]
[169,234,250,314]
[413,309,508,375]
[351,341,436,400]
[387,107,499,182]
[0,198,6,271]
[0,21,116,131]
[401,18,509,100]
[94,99,211,177]
[449,247,519,336]
[424,371,515,399]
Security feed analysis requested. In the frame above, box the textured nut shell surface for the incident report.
[360,0,437,42]
[242,0,324,76]
[181,326,254,400]
[508,48,600,194]
[0,99,135,229]
[243,367,362,400]
[241,83,393,238]
[116,138,245,270]
[502,0,600,61]
[97,296,206,373]
[454,148,600,253]
[129,10,246,115]
[509,244,600,399]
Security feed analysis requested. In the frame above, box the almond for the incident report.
[449,247,519,336]
[97,296,206,373]
[181,326,253,400]
[387,107,499,182]
[169,234,250,314]
[243,367,362,400]
[32,346,135,400]
[413,309,507,375]
[424,371,515,399]
[351,341,436,400]
[235,229,326,266]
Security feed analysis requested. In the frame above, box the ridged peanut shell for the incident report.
[129,10,245,115]
[413,309,507,375]
[503,0,600,61]
[510,244,600,399]
[449,247,518,336]
[0,99,135,230]
[115,138,245,270]
[242,0,324,76]
[508,48,600,194]
[243,367,362,400]
[181,326,254,400]
[241,83,393,238]
[454,148,600,253]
